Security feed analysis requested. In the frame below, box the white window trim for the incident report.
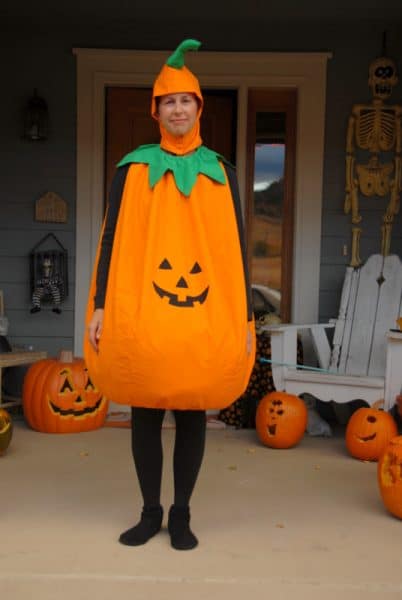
[73,48,331,355]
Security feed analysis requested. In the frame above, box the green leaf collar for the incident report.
[117,145,227,196]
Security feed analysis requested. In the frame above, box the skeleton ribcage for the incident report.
[356,108,396,152]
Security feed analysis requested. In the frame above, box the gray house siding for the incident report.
[1,10,401,355]
[1,35,76,356]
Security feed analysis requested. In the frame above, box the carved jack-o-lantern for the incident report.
[345,407,397,461]
[153,258,209,307]
[256,391,307,449]
[378,436,402,519]
[22,352,108,433]
[0,408,13,455]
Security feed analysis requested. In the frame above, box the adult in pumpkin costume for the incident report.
[86,39,255,550]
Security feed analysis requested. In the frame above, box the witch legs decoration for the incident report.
[31,255,63,314]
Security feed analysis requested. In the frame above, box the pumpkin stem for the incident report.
[372,399,385,410]
[59,350,74,363]
[166,39,201,69]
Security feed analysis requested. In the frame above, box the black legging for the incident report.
[131,407,206,508]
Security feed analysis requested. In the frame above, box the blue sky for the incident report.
[254,143,285,191]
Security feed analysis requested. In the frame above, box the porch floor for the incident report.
[2,418,402,600]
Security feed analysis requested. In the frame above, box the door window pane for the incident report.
[251,112,286,317]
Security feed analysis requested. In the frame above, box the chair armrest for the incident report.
[260,322,334,371]
[387,330,402,341]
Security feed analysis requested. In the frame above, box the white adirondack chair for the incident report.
[261,254,402,410]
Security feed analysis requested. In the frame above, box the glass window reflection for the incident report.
[251,112,286,318]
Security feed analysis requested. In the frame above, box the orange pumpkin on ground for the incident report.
[22,351,108,433]
[378,436,402,519]
[255,391,307,449]
[345,407,397,461]
[0,408,13,455]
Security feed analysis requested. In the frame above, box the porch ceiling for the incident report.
[1,0,402,25]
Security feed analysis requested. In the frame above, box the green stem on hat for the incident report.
[166,39,201,69]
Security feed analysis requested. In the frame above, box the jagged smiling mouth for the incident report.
[49,397,103,417]
[153,282,209,307]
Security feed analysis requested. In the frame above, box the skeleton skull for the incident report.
[42,256,53,278]
[368,56,398,100]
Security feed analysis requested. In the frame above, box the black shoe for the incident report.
[168,505,198,550]
[119,505,163,546]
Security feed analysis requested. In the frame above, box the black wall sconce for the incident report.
[23,89,49,141]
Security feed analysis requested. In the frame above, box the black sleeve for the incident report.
[94,165,130,309]
[222,162,253,322]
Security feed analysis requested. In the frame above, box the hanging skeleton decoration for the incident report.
[344,55,401,266]
[31,254,63,314]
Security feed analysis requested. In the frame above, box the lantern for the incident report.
[378,436,402,519]
[345,407,397,461]
[255,391,307,449]
[23,89,49,141]
[22,351,108,433]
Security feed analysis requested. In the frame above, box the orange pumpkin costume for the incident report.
[84,40,255,410]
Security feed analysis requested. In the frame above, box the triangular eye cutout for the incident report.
[190,262,202,274]
[85,377,95,391]
[60,378,74,393]
[159,258,172,270]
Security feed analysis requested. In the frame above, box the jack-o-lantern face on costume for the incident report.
[153,258,209,307]
[345,407,398,462]
[23,354,108,433]
[255,391,307,449]
[378,436,402,519]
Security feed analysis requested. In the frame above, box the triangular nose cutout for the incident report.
[159,258,172,270]
[176,277,188,288]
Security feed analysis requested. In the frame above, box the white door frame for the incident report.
[73,48,331,355]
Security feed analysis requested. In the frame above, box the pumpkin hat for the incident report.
[152,39,203,155]
[118,38,227,195]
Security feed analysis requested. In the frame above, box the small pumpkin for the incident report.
[345,406,397,461]
[0,408,13,455]
[22,351,108,433]
[377,435,402,519]
[256,391,307,449]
